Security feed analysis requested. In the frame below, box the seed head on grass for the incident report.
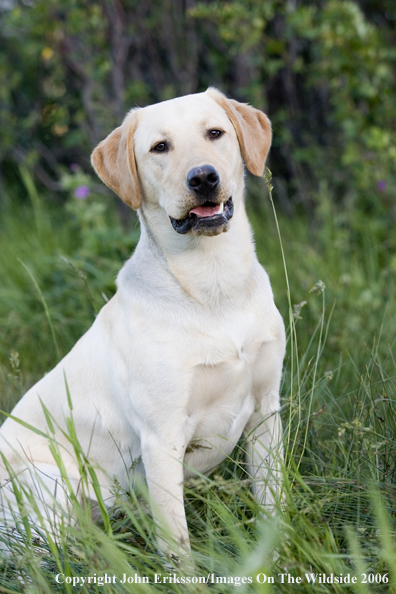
[263,167,273,193]
[309,280,326,294]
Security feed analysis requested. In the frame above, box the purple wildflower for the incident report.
[377,180,387,191]
[74,185,90,199]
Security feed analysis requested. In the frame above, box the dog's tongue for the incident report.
[189,204,220,218]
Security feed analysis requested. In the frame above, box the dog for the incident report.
[0,88,285,563]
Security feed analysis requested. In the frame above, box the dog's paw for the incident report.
[162,553,180,572]
[158,549,195,573]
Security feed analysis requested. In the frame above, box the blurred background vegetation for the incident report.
[1,1,396,590]
[2,0,396,208]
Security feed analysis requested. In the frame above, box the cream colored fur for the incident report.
[0,88,285,562]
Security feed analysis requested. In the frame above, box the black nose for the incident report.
[187,165,219,194]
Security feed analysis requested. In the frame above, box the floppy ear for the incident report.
[206,87,272,177]
[91,109,142,209]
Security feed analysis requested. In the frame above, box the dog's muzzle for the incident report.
[169,165,234,236]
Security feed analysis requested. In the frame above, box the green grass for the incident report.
[0,173,395,592]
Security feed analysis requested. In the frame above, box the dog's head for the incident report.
[91,88,271,238]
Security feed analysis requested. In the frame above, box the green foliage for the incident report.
[190,1,275,52]
[298,1,396,208]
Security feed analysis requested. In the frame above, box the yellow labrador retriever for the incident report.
[0,88,285,562]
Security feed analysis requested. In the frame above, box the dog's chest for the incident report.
[188,307,264,392]
[182,310,263,475]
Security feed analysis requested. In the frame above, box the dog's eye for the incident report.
[208,130,223,139]
[152,142,168,152]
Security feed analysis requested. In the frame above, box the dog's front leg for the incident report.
[245,339,285,513]
[244,404,283,513]
[141,433,190,564]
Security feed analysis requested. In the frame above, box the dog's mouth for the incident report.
[169,197,234,236]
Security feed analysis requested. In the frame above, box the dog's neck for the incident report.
[136,201,255,307]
